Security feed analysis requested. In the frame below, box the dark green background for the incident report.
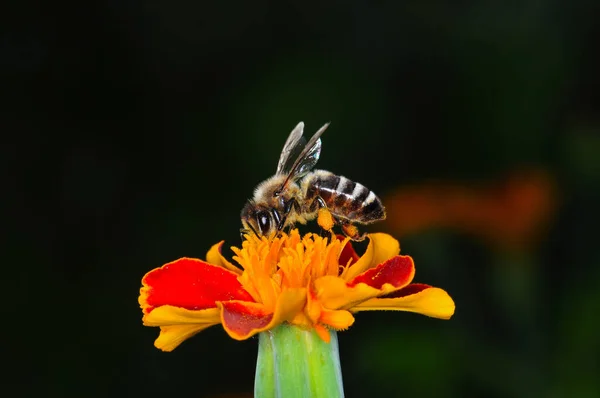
[4,1,599,397]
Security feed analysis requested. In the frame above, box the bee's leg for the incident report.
[340,222,367,242]
[311,196,336,239]
[293,199,302,214]
[277,198,300,232]
[314,196,326,209]
[241,225,257,240]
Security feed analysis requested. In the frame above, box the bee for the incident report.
[240,121,386,240]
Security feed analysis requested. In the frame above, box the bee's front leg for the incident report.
[340,222,366,241]
[314,196,327,210]
[277,198,300,232]
[240,227,255,241]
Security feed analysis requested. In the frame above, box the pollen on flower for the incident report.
[233,230,346,302]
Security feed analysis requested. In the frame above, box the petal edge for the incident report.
[206,241,242,274]
[348,255,415,290]
[351,286,455,319]
[219,288,306,340]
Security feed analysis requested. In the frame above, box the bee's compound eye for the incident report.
[256,211,272,235]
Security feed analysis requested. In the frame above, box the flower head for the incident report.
[139,230,455,351]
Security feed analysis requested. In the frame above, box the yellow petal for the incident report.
[315,275,381,310]
[143,305,221,327]
[341,236,374,280]
[206,241,241,274]
[142,306,222,351]
[264,287,307,324]
[369,233,401,270]
[343,233,400,280]
[154,324,214,352]
[351,287,455,319]
[320,308,355,330]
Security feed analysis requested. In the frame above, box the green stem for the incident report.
[254,324,345,398]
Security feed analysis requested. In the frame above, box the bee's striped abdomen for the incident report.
[304,170,386,224]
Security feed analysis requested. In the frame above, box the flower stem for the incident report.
[254,324,345,398]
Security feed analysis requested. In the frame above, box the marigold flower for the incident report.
[139,229,455,352]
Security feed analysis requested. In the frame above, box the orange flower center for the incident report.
[231,230,349,310]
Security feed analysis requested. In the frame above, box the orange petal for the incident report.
[306,286,355,331]
[320,308,355,330]
[206,241,242,274]
[315,275,381,310]
[218,288,306,340]
[343,233,400,280]
[314,324,332,343]
[351,285,455,319]
[305,287,323,324]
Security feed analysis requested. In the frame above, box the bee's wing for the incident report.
[276,122,329,194]
[277,122,306,175]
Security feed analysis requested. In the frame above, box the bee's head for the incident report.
[240,202,281,238]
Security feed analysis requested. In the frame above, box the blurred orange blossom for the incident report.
[381,169,557,251]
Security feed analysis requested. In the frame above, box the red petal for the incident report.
[381,283,431,298]
[220,301,273,338]
[337,235,360,268]
[141,258,254,313]
[348,255,415,289]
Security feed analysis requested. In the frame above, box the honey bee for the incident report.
[240,121,386,240]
